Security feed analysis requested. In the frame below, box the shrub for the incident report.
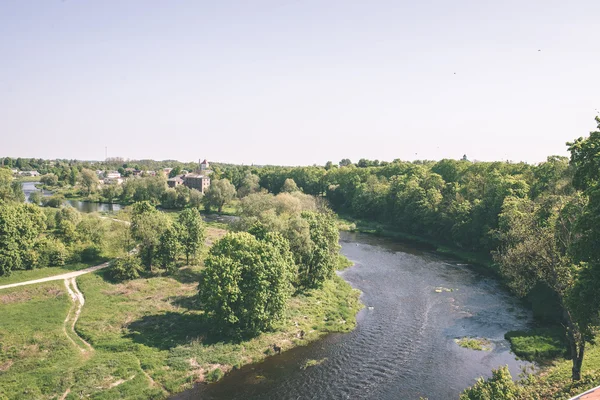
[459,366,521,400]
[110,254,143,281]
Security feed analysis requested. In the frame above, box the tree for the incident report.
[298,211,340,288]
[237,173,260,198]
[79,168,99,196]
[199,232,293,338]
[281,178,299,193]
[188,188,204,208]
[0,169,12,200]
[177,208,206,265]
[130,201,170,268]
[110,254,144,281]
[339,159,353,167]
[203,178,236,213]
[10,181,24,203]
[494,195,592,381]
[40,173,58,186]
[68,168,79,186]
[0,202,46,275]
[168,166,182,178]
[29,190,42,205]
[102,184,123,203]
[156,225,180,272]
[567,117,600,191]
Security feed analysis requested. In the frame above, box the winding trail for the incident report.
[64,277,94,353]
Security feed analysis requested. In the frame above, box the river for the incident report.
[21,181,123,212]
[173,232,533,400]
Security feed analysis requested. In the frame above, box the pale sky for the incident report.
[1,1,599,166]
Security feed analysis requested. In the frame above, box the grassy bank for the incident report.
[0,228,362,399]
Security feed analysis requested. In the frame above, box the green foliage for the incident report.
[298,211,340,288]
[281,178,299,193]
[188,188,204,208]
[130,201,171,268]
[205,368,224,382]
[237,173,260,198]
[79,168,99,196]
[110,254,144,281]
[37,237,69,267]
[459,366,521,400]
[177,208,206,265]
[200,232,294,338]
[43,194,65,208]
[28,190,42,205]
[0,201,46,275]
[156,225,180,272]
[455,337,491,351]
[40,173,58,186]
[203,178,236,213]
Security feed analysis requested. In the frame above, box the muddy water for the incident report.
[173,232,532,400]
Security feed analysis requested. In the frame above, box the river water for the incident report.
[21,181,123,212]
[173,232,532,400]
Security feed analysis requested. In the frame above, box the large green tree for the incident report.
[297,211,340,288]
[79,168,99,196]
[494,195,593,381]
[203,178,236,213]
[199,232,294,338]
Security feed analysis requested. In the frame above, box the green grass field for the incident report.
[0,228,362,399]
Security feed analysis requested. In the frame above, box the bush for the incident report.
[37,238,69,268]
[43,195,65,208]
[80,245,102,262]
[459,366,521,400]
[110,254,143,281]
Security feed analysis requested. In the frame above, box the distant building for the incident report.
[167,175,184,188]
[105,171,121,179]
[20,171,40,177]
[103,177,123,185]
[183,173,210,193]
[199,159,209,171]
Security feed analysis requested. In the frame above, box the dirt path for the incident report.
[64,277,94,353]
[0,262,110,291]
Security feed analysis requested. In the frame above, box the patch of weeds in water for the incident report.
[301,358,328,370]
[455,337,492,351]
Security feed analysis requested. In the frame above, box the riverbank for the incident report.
[0,227,362,399]
[337,215,495,270]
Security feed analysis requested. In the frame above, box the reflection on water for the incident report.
[173,232,533,400]
[21,182,122,213]
[65,200,123,213]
